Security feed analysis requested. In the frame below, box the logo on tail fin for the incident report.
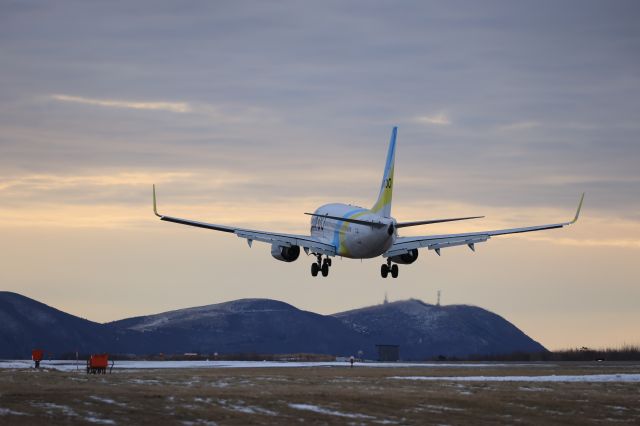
[371,127,397,217]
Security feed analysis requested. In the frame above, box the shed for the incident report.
[375,344,400,362]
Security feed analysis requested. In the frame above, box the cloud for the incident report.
[51,94,193,113]
[414,113,451,126]
[48,94,281,126]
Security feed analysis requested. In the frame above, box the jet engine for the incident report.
[270,244,301,262]
[388,248,419,264]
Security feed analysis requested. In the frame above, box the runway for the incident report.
[1,361,639,424]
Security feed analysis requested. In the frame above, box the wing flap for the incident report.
[153,185,336,256]
[235,230,336,255]
[386,194,584,257]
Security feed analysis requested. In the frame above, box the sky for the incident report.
[1,1,639,350]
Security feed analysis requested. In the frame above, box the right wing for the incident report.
[385,194,584,258]
[153,186,335,256]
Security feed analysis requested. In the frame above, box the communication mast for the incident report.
[437,290,441,306]
[383,292,389,305]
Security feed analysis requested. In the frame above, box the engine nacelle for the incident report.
[270,244,301,262]
[388,248,419,265]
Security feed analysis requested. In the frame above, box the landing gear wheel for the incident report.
[311,262,319,277]
[321,262,329,277]
[381,264,389,278]
[391,264,399,278]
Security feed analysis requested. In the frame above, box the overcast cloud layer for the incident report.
[1,1,639,349]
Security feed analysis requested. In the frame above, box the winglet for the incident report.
[569,193,585,224]
[153,184,161,217]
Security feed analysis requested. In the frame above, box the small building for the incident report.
[375,344,400,362]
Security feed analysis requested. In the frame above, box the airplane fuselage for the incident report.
[310,203,396,259]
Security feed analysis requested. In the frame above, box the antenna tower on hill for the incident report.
[437,290,441,306]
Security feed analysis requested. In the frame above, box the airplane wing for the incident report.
[153,186,336,256]
[384,194,584,258]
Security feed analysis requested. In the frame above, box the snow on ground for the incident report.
[391,374,640,383]
[217,399,278,416]
[288,403,375,419]
[89,396,127,407]
[0,359,553,371]
[31,402,78,417]
[0,407,29,416]
[84,412,116,425]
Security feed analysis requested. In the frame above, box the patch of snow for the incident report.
[84,412,116,425]
[31,402,78,417]
[181,420,218,426]
[422,404,465,412]
[0,407,29,416]
[289,403,374,419]
[390,374,640,383]
[89,396,127,407]
[129,378,161,385]
[209,399,277,416]
[607,406,629,411]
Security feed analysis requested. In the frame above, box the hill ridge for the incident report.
[0,292,546,359]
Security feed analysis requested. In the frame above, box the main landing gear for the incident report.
[381,259,398,278]
[311,254,332,277]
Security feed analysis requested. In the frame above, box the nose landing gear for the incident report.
[311,254,332,277]
[381,259,398,278]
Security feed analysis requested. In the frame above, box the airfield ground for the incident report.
[1,361,639,425]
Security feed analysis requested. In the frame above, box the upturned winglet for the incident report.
[569,193,585,224]
[153,184,161,217]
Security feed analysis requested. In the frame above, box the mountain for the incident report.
[0,291,152,358]
[332,299,546,359]
[0,292,546,359]
[108,298,370,355]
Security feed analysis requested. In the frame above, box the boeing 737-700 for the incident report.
[153,127,583,278]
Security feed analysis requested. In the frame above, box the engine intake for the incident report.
[271,244,301,262]
[388,248,419,264]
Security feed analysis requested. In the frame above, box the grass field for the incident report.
[1,362,639,425]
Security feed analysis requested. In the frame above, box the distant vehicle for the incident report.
[87,354,112,374]
[153,127,583,278]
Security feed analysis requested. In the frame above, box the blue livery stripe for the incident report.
[332,208,367,251]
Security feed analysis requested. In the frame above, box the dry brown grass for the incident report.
[1,362,640,425]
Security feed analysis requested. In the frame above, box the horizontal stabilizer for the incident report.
[304,213,387,228]
[396,215,484,228]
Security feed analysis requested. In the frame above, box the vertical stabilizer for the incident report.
[371,127,397,217]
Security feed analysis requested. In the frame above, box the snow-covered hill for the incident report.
[108,298,370,356]
[332,299,546,358]
[0,292,545,359]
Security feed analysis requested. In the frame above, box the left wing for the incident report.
[385,194,584,258]
[153,186,335,256]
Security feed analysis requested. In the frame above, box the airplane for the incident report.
[153,126,584,278]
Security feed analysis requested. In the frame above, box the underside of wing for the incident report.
[386,194,584,258]
[153,186,335,256]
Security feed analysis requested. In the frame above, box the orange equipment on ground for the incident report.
[32,349,44,368]
[86,353,112,374]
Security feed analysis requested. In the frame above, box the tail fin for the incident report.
[371,126,397,217]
